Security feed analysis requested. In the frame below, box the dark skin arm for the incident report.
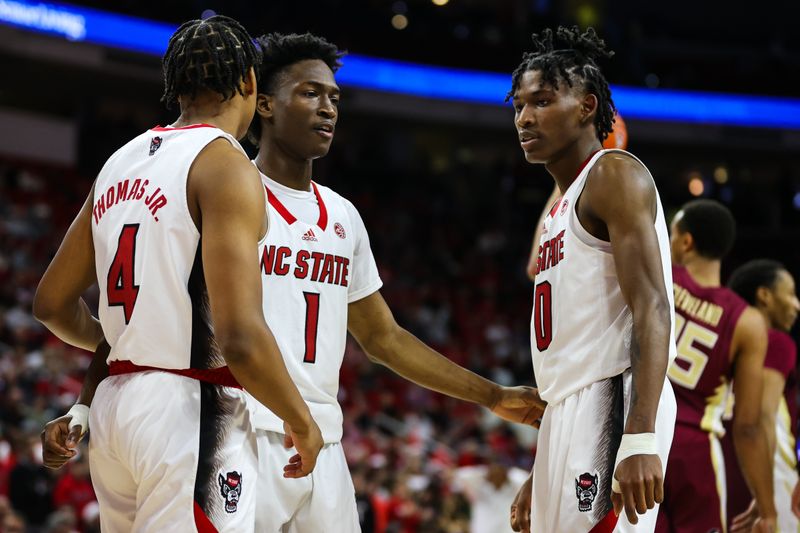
[32,185,104,352]
[190,139,321,477]
[578,153,671,524]
[526,184,560,281]
[728,308,776,531]
[348,292,544,426]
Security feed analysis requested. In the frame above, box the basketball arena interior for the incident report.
[0,1,797,531]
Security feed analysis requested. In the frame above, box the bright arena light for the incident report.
[688,177,705,197]
[391,14,408,30]
[432,0,450,6]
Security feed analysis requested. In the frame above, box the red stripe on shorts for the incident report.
[194,501,219,533]
[589,510,619,533]
[109,361,242,388]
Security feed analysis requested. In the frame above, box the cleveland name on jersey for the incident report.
[669,265,747,436]
[247,171,383,443]
[531,149,677,405]
[93,124,245,371]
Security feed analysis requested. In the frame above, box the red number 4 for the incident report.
[107,224,140,324]
[533,281,552,351]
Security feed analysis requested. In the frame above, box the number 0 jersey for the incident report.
[92,124,245,370]
[530,149,677,405]
[247,171,383,443]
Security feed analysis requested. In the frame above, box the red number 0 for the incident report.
[107,224,140,324]
[533,281,552,351]
[303,292,320,363]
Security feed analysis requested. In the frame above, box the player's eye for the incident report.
[536,99,550,107]
[304,90,318,98]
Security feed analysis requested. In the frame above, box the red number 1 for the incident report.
[107,224,140,324]
[533,281,552,351]
[303,292,320,363]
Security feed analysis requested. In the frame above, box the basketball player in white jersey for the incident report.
[507,27,677,532]
[34,17,322,531]
[246,31,544,532]
[41,30,545,532]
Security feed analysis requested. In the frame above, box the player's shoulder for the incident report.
[589,149,654,190]
[191,139,260,197]
[314,182,360,216]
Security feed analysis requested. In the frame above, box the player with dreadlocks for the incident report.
[507,27,677,532]
[35,16,322,530]
[245,31,544,532]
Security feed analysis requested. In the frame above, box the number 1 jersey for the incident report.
[248,171,383,443]
[92,124,244,370]
[530,149,677,405]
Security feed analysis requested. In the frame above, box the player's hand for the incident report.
[731,500,757,532]
[41,414,84,469]
[792,481,800,519]
[510,473,533,532]
[611,454,663,525]
[490,386,546,428]
[282,419,323,479]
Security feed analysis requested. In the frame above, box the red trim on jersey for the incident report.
[109,361,242,389]
[311,182,328,231]
[265,186,298,225]
[547,150,600,218]
[589,510,619,533]
[150,123,216,131]
[194,502,219,533]
[264,183,328,230]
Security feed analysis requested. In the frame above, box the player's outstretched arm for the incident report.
[33,186,104,352]
[191,139,322,477]
[580,153,671,524]
[729,307,776,527]
[348,292,545,426]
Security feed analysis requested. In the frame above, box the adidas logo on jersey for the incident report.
[302,229,318,242]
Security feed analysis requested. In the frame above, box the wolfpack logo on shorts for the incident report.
[575,472,599,512]
[247,170,383,444]
[218,471,242,513]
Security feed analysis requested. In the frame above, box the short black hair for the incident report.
[508,26,616,142]
[727,259,785,306]
[247,32,345,145]
[161,15,261,109]
[675,199,736,259]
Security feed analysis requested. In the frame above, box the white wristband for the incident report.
[66,404,89,436]
[611,433,657,493]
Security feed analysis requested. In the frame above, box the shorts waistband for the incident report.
[108,360,242,389]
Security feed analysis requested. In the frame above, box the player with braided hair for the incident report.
[508,27,677,532]
[35,16,322,531]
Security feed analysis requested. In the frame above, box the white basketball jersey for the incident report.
[92,124,245,370]
[530,149,677,405]
[248,171,383,443]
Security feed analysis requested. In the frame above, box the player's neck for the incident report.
[757,308,776,330]
[684,258,721,288]
[545,137,603,194]
[255,148,313,192]
[173,98,242,138]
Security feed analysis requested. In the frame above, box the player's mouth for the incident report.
[313,121,335,140]
[519,131,541,151]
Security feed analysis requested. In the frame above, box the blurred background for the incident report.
[0,1,798,531]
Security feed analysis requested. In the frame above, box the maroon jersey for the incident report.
[668,265,748,436]
[765,329,798,466]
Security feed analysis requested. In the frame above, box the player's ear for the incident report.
[242,67,257,97]
[256,93,274,121]
[680,231,695,254]
[580,93,598,125]
[755,286,772,308]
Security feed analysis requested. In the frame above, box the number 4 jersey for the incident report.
[247,171,383,443]
[92,124,245,370]
[669,265,747,436]
[530,149,677,405]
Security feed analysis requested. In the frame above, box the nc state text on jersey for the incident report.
[261,245,350,287]
[535,230,566,275]
[93,178,168,224]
